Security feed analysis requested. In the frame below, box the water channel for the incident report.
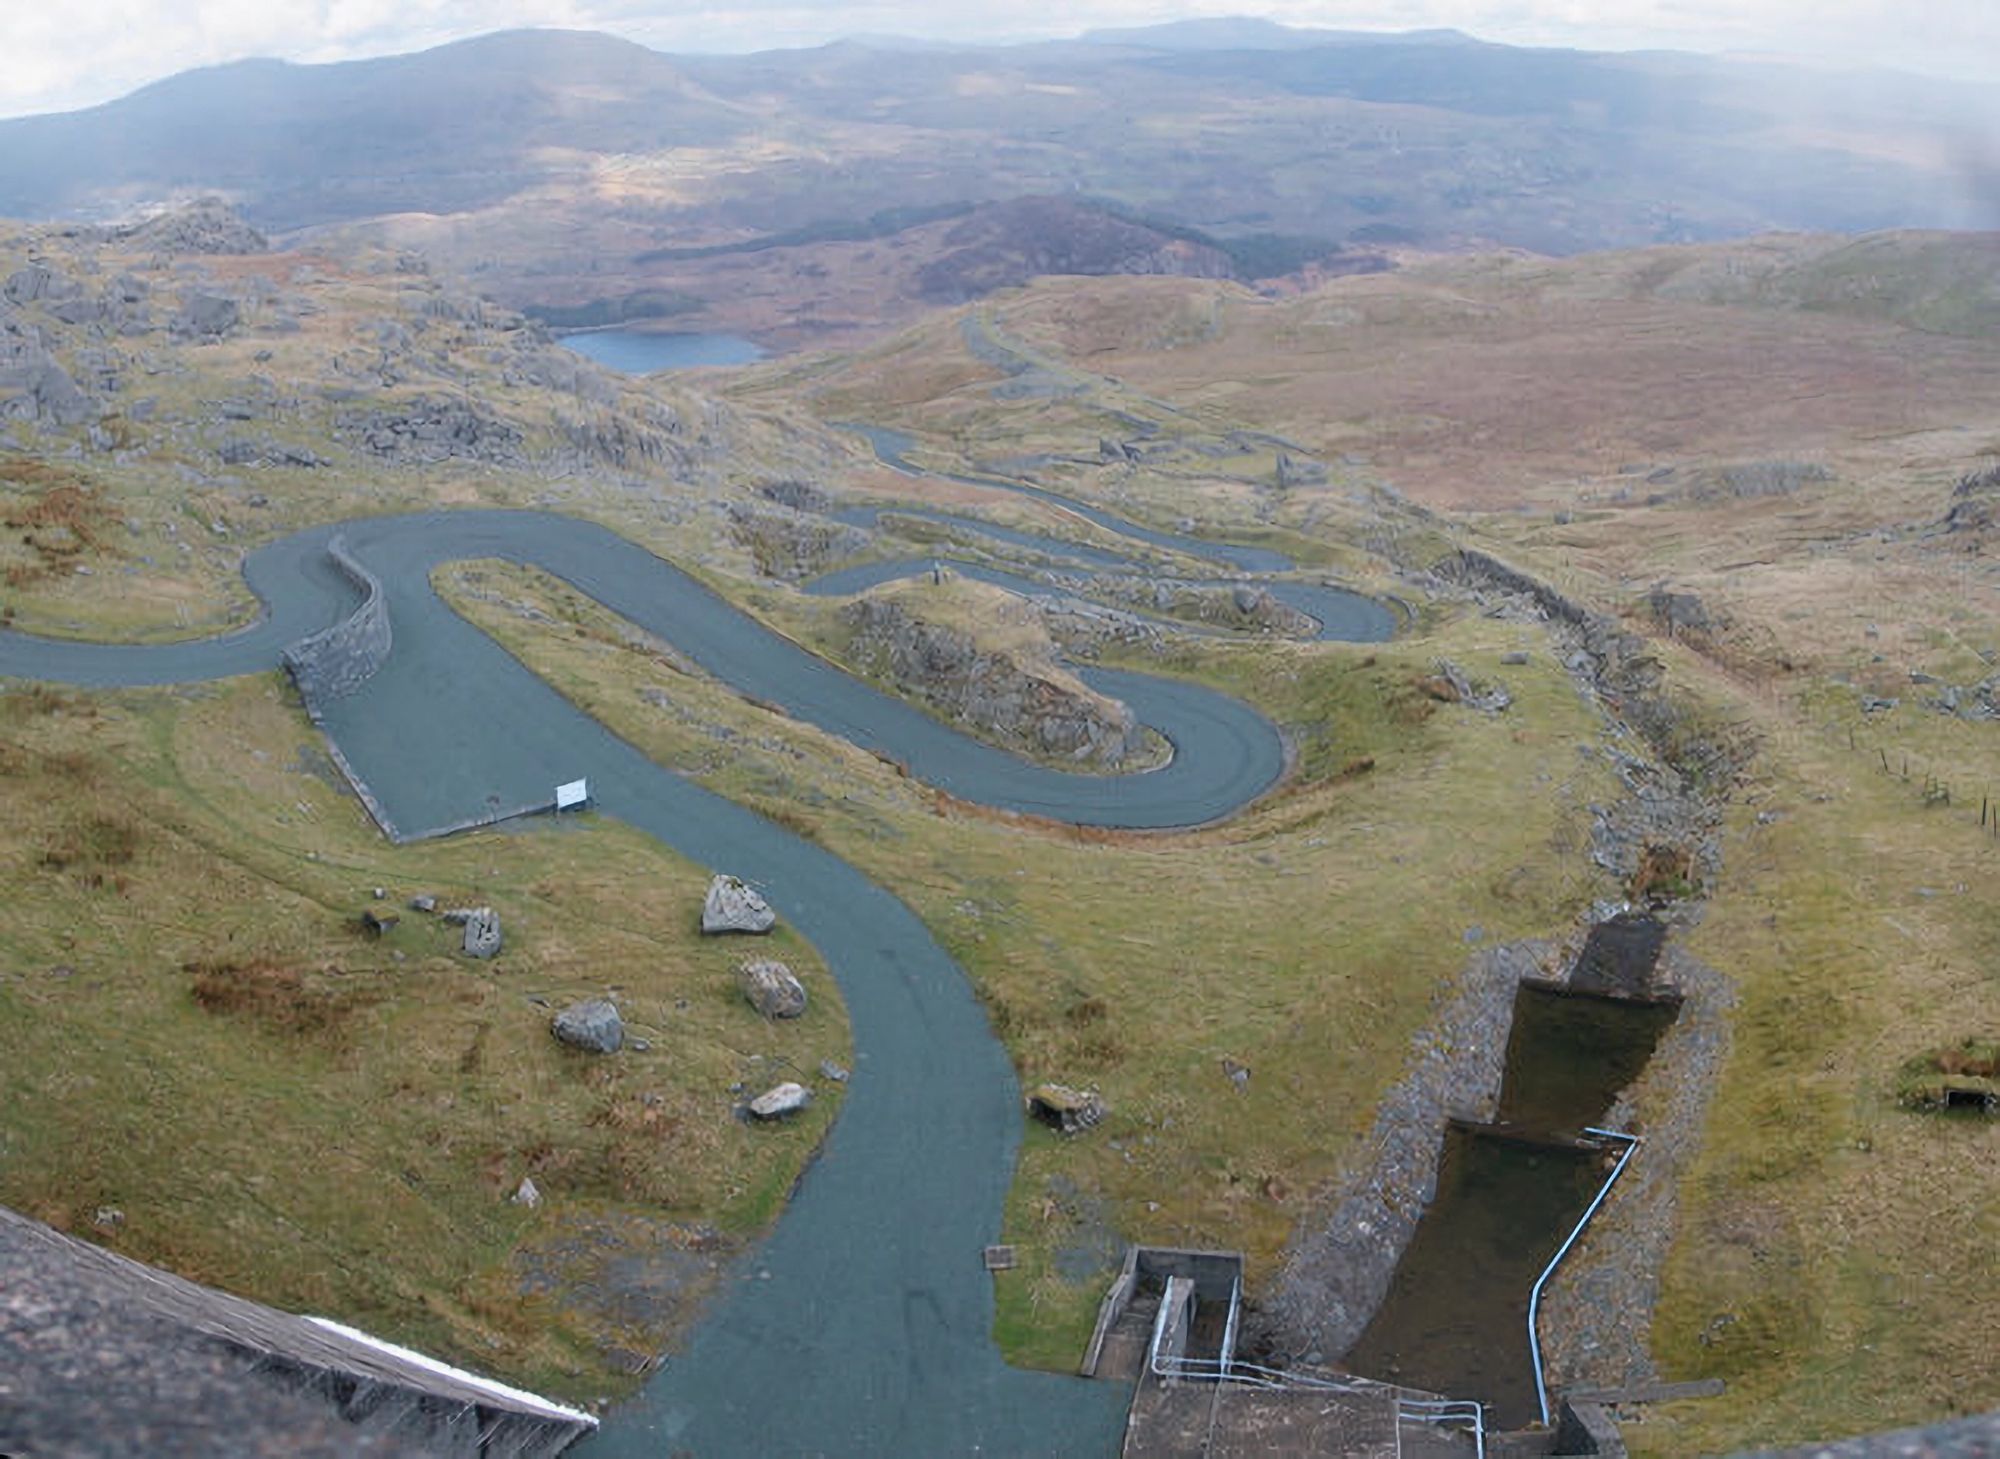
[1342,919,1682,1429]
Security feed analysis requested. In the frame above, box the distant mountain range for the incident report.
[0,21,1991,335]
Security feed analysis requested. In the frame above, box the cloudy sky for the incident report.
[1,1,1992,119]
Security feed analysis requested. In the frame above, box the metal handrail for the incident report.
[1396,1397,1488,1459]
[1149,1351,1486,1455]
[1219,1276,1241,1380]
[1528,1126,1640,1426]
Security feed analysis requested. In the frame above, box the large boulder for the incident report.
[738,959,807,1019]
[552,998,623,1054]
[171,293,240,341]
[746,1082,812,1120]
[703,874,775,935]
[449,906,502,958]
[1027,1083,1107,1135]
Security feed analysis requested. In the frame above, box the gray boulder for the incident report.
[703,874,775,935]
[3,266,80,307]
[738,959,807,1019]
[171,293,240,340]
[552,998,623,1054]
[747,1082,811,1120]
[1027,1083,1107,1135]
[0,358,91,426]
[460,907,503,959]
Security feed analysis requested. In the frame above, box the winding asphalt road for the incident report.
[0,405,1396,1454]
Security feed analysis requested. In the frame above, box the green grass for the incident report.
[0,675,848,1402]
[1619,668,2000,1454]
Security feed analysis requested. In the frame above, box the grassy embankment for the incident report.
[1618,667,2000,1451]
[440,554,1619,1368]
[0,674,847,1402]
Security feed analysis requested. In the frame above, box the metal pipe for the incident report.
[1528,1127,1640,1426]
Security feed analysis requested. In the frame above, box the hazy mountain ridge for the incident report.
[0,22,1989,294]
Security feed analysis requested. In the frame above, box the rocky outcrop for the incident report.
[758,479,830,513]
[334,395,527,467]
[842,595,1145,768]
[738,959,807,1019]
[702,875,775,935]
[1276,452,1329,488]
[552,998,624,1054]
[116,200,268,256]
[727,502,868,581]
[1440,548,1748,789]
[1053,572,1315,637]
[280,537,391,708]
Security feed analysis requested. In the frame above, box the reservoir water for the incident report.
[557,328,765,372]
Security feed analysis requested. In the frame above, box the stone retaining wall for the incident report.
[280,536,401,841]
[281,535,391,707]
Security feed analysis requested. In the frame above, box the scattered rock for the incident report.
[1647,584,1713,635]
[1862,697,1899,715]
[1027,1083,1107,1134]
[335,395,526,467]
[703,874,776,935]
[511,1176,541,1208]
[747,1082,812,1120]
[738,959,807,1019]
[1501,650,1531,666]
[819,1059,850,1083]
[409,894,436,913]
[91,1207,124,1231]
[1222,1058,1252,1092]
[359,908,399,937]
[1940,463,2000,535]
[1431,658,1512,713]
[552,998,624,1054]
[461,908,503,959]
[1276,452,1330,488]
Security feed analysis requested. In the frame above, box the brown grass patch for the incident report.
[39,810,140,874]
[186,959,383,1040]
[1631,843,1700,901]
[1,476,112,586]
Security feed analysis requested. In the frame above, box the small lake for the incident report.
[557,329,765,373]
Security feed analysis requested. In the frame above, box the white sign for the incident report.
[555,779,589,810]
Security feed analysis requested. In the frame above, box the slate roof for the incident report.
[0,1205,594,1458]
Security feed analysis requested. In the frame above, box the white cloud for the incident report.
[0,0,1992,118]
